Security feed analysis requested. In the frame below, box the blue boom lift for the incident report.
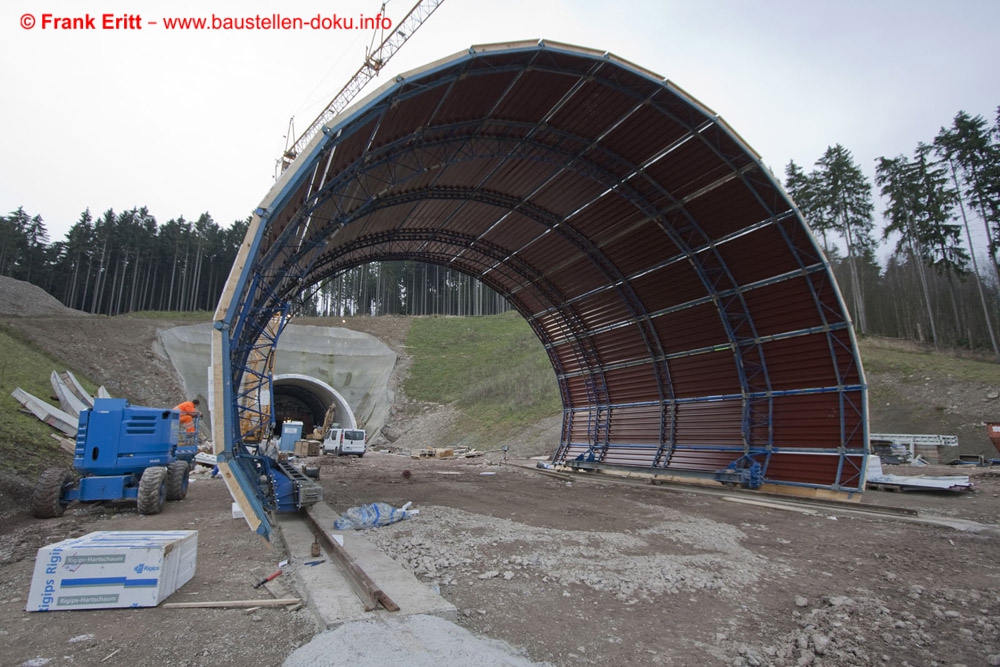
[31,398,198,518]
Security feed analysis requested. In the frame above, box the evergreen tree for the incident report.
[935,111,1000,286]
[809,145,877,334]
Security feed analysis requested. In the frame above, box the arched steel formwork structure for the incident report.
[211,40,868,537]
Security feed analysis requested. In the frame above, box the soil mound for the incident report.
[0,275,89,317]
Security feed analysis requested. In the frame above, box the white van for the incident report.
[323,427,367,457]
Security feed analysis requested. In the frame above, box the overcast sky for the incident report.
[2,0,998,246]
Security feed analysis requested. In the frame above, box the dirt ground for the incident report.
[3,452,1000,667]
[3,283,1000,666]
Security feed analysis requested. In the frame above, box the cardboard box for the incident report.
[26,530,198,612]
[294,440,321,457]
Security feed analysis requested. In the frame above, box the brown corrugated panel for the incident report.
[740,278,832,338]
[607,405,664,442]
[478,212,549,251]
[762,334,849,391]
[599,102,692,168]
[603,364,661,403]
[629,261,707,310]
[563,194,650,242]
[667,352,742,399]
[572,290,635,332]
[683,176,773,240]
[588,327,654,366]
[544,255,612,301]
[372,85,447,146]
[529,171,612,218]
[433,70,521,124]
[651,302,729,354]
[492,69,579,122]
[770,393,866,450]
[662,449,743,472]
[547,78,641,139]
[673,400,743,445]
[602,448,660,467]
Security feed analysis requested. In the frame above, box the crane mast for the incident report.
[280,0,445,172]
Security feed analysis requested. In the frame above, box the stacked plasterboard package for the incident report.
[25,530,197,611]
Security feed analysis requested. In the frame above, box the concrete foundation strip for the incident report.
[302,506,400,613]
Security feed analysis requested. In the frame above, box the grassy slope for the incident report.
[403,312,562,442]
[0,325,95,479]
[859,337,1000,452]
[403,315,1000,452]
[859,337,998,383]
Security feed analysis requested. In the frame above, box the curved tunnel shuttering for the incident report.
[211,40,868,537]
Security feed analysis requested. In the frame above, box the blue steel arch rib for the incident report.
[212,40,868,539]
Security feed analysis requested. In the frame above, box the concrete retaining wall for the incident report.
[159,323,396,434]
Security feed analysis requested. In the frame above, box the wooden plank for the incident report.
[722,496,819,515]
[217,460,263,536]
[162,598,300,609]
[49,433,76,454]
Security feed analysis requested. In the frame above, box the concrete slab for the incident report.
[276,501,456,629]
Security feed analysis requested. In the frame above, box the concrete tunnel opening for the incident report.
[159,322,390,443]
[272,374,357,435]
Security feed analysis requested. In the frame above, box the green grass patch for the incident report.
[858,337,999,383]
[0,326,95,480]
[404,313,561,439]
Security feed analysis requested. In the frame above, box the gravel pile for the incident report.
[362,503,770,603]
[0,276,88,317]
[722,585,1000,667]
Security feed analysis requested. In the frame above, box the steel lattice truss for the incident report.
[212,40,868,538]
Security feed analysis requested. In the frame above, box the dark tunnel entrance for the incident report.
[273,385,325,434]
[271,375,357,436]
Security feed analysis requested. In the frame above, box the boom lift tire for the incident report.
[31,468,73,518]
[137,466,168,515]
[166,460,190,501]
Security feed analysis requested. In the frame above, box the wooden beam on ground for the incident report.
[49,433,76,454]
[302,506,400,612]
[162,598,300,609]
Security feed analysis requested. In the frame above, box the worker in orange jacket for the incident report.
[174,399,201,444]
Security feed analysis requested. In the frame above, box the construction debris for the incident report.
[59,370,94,408]
[869,432,959,464]
[410,446,483,459]
[866,456,972,492]
[11,386,78,436]
[12,369,110,438]
[50,370,87,417]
